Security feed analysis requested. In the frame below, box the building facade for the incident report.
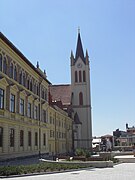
[0,32,72,159]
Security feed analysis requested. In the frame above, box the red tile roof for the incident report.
[49,84,71,106]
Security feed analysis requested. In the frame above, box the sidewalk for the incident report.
[114,155,135,163]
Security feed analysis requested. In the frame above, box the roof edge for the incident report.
[0,32,51,84]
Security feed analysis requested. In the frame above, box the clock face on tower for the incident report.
[77,63,82,68]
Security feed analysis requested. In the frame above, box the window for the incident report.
[10,128,14,147]
[45,89,47,101]
[27,102,32,118]
[10,63,13,78]
[75,71,78,82]
[27,79,30,89]
[14,66,17,81]
[42,89,44,99]
[0,88,4,109]
[43,133,46,146]
[50,115,52,124]
[37,85,39,95]
[42,110,46,123]
[22,73,25,87]
[20,98,24,115]
[28,131,31,146]
[79,71,82,82]
[3,57,7,74]
[20,130,24,147]
[35,132,38,146]
[0,54,2,71]
[30,80,32,91]
[0,127,3,147]
[10,94,15,113]
[19,71,22,84]
[34,105,38,119]
[79,92,83,105]
[83,71,86,82]
[34,84,36,94]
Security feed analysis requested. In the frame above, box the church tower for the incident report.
[70,30,92,150]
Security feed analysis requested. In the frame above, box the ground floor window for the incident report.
[43,133,46,146]
[0,127,3,147]
[35,132,38,146]
[10,128,14,147]
[20,130,24,147]
[28,131,31,146]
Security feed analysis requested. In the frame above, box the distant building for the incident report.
[113,123,135,147]
[126,123,135,146]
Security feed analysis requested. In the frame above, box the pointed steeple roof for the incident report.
[75,29,84,62]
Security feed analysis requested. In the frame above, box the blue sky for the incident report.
[1,0,135,136]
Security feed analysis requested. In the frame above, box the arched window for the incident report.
[83,71,86,82]
[30,80,32,91]
[75,71,78,82]
[45,89,47,101]
[42,89,44,99]
[34,83,36,94]
[37,84,39,95]
[27,79,30,89]
[14,66,17,81]
[19,71,22,84]
[79,92,83,105]
[79,71,82,82]
[10,63,13,78]
[3,57,7,74]
[22,73,25,86]
[0,54,2,71]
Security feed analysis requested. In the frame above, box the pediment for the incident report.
[42,102,48,108]
[10,84,19,91]
[0,77,9,86]
[20,89,27,96]
[28,94,34,100]
[34,97,40,103]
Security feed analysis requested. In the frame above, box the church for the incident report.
[49,30,92,150]
[0,30,92,160]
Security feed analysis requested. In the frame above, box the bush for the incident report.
[0,162,92,177]
[75,148,91,158]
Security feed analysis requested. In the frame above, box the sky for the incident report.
[1,0,135,137]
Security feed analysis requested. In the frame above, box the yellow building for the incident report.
[0,32,72,160]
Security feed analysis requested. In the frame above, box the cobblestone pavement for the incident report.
[4,163,135,180]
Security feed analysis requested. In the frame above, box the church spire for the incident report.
[75,28,84,62]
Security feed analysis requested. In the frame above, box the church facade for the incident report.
[50,30,92,150]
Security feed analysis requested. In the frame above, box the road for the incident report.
[4,163,135,180]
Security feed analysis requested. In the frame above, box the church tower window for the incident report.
[83,70,86,82]
[79,71,82,82]
[75,71,78,82]
[79,92,83,105]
